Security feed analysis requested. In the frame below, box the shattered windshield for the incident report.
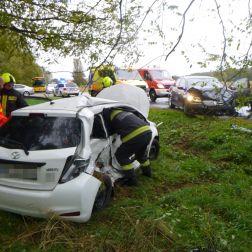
[115,69,142,80]
[150,70,172,80]
[188,78,224,89]
[0,116,82,150]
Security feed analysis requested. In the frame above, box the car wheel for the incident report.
[92,175,113,214]
[149,139,160,160]
[23,91,30,97]
[168,97,175,108]
[184,102,194,116]
[149,90,157,102]
[228,100,236,115]
[53,92,56,97]
[60,92,64,97]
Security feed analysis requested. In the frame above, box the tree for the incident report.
[72,58,85,86]
[0,0,144,67]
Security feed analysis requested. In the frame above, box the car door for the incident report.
[177,78,186,107]
[229,77,251,106]
[55,84,60,96]
[171,78,181,106]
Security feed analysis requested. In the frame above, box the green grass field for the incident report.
[0,107,252,252]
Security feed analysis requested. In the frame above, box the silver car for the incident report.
[14,84,35,96]
[46,84,58,94]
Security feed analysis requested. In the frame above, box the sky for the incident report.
[38,0,252,80]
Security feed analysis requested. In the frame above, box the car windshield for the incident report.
[149,70,172,80]
[188,78,223,88]
[0,116,81,150]
[115,69,142,80]
[66,83,78,88]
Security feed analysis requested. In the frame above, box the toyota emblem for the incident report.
[11,152,20,160]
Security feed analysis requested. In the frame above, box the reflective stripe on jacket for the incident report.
[110,110,151,143]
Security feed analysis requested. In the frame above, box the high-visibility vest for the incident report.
[0,103,7,125]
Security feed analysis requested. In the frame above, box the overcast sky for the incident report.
[39,0,251,80]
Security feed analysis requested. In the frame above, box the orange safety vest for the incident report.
[0,103,7,126]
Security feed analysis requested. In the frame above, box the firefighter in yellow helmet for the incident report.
[0,73,28,118]
[0,76,7,125]
[102,76,113,88]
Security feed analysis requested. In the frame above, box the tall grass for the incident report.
[0,108,252,251]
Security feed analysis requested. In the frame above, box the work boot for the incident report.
[141,165,152,177]
[115,168,138,187]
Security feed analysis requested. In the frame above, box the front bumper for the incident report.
[155,89,169,97]
[0,173,101,223]
[186,101,230,111]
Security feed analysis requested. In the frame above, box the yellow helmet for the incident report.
[2,73,16,85]
[103,76,113,88]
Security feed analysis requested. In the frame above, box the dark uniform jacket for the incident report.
[110,110,152,143]
[0,87,28,118]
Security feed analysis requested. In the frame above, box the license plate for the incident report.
[0,163,37,180]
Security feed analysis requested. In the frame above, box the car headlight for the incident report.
[60,157,90,183]
[187,95,201,102]
[157,84,165,88]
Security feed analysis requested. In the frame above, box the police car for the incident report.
[0,85,160,223]
[53,80,79,97]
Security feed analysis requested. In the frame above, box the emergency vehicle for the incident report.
[88,65,149,97]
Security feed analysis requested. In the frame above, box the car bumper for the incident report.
[0,173,101,223]
[155,89,169,97]
[187,101,229,111]
[62,91,79,96]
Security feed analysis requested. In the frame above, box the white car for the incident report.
[53,82,79,97]
[0,85,160,223]
[14,84,35,96]
[46,84,58,94]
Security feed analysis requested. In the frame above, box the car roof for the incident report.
[179,76,215,79]
[138,68,166,71]
[11,95,125,117]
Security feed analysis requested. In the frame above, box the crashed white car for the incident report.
[0,85,159,223]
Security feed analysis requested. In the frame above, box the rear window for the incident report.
[66,83,78,88]
[0,116,82,151]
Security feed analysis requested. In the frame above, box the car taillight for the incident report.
[63,88,66,90]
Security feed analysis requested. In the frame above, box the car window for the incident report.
[0,116,82,150]
[66,83,78,88]
[91,114,107,139]
[15,84,23,88]
[230,78,248,89]
[59,84,64,88]
[149,70,172,80]
[179,79,186,88]
[175,79,181,87]
[187,78,223,88]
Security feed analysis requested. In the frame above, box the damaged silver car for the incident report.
[0,85,159,223]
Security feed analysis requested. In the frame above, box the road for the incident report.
[30,92,251,117]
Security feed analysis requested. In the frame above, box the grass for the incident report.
[1,107,252,251]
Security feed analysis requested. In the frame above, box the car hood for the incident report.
[155,79,175,85]
[187,86,234,102]
[97,84,150,118]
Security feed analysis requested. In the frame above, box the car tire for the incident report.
[53,92,56,97]
[23,91,30,97]
[149,139,160,160]
[168,97,175,108]
[149,90,157,102]
[184,102,194,116]
[228,100,236,115]
[92,175,113,214]
[60,92,64,98]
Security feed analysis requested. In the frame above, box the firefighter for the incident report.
[0,73,28,118]
[110,109,152,186]
[102,76,113,88]
[0,76,7,125]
